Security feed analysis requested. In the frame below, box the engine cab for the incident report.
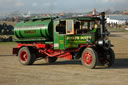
[53,17,101,49]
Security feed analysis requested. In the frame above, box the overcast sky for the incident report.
[0,0,127,13]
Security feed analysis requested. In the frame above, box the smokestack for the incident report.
[93,8,96,15]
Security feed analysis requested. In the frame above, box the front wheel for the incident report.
[18,47,36,65]
[99,48,115,67]
[81,48,99,69]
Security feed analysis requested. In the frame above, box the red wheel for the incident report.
[81,48,98,69]
[18,47,36,65]
[20,51,28,62]
[83,52,93,65]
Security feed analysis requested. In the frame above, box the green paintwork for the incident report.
[14,16,101,50]
[65,34,93,48]
[53,21,60,49]
[59,35,65,49]
[14,18,53,40]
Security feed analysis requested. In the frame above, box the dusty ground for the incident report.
[0,32,128,85]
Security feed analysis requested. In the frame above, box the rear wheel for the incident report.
[81,48,98,69]
[18,47,36,65]
[45,57,58,63]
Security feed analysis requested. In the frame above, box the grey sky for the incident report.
[0,0,127,13]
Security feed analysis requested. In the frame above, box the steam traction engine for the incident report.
[13,12,115,69]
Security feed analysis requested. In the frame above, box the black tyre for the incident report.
[18,47,36,65]
[45,57,58,63]
[7,25,14,34]
[0,24,2,33]
[2,23,8,34]
[81,48,98,69]
[99,48,115,67]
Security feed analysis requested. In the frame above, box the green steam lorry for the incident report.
[13,12,115,69]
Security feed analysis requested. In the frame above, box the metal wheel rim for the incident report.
[20,51,28,62]
[83,52,93,65]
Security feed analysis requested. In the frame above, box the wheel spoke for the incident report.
[24,54,28,61]
[20,51,28,62]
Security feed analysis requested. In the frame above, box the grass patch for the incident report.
[124,30,128,33]
[107,28,126,32]
[0,42,17,45]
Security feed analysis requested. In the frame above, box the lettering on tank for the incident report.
[24,30,37,34]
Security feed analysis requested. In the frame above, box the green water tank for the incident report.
[14,18,53,40]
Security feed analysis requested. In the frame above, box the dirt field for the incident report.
[0,32,128,85]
